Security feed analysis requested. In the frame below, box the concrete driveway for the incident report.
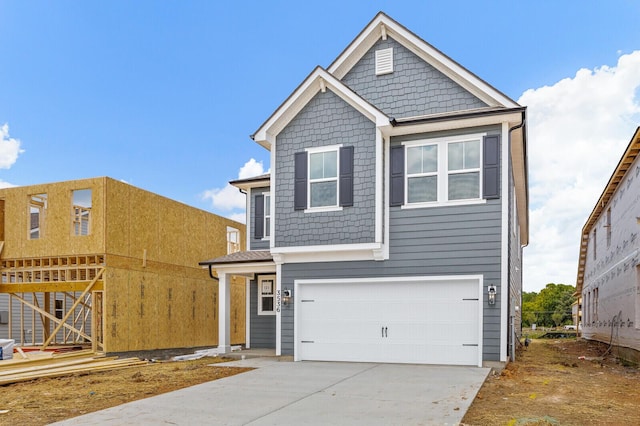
[52,357,490,425]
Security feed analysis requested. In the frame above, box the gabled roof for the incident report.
[252,66,390,149]
[328,12,520,110]
[576,127,640,292]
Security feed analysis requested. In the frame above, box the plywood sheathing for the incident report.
[0,178,106,259]
[0,177,246,353]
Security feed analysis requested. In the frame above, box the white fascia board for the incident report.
[328,14,519,109]
[211,262,276,276]
[246,188,252,250]
[386,111,523,137]
[375,129,384,247]
[253,68,390,149]
[510,126,529,246]
[272,243,383,263]
[270,141,276,249]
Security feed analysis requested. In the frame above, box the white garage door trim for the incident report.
[294,275,483,367]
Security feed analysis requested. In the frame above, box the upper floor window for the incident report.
[390,133,499,208]
[294,145,354,212]
[593,229,597,260]
[227,226,240,254]
[309,148,338,208]
[403,135,482,206]
[263,193,271,239]
[72,189,92,236]
[29,193,47,240]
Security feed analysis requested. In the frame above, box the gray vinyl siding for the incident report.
[249,279,276,348]
[250,187,270,251]
[274,89,376,247]
[280,199,503,359]
[508,167,523,355]
[341,37,487,119]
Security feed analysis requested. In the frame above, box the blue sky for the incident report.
[1,1,639,292]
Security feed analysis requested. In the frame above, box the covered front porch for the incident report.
[199,250,278,355]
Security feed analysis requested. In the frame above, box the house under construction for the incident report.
[0,177,246,353]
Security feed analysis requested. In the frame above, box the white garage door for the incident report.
[296,277,481,366]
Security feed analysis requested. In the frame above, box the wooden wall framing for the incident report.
[0,177,246,353]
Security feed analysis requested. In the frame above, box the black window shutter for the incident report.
[390,145,405,206]
[339,146,354,207]
[254,194,264,239]
[483,135,500,199]
[294,152,308,210]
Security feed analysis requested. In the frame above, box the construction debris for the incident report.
[0,348,148,385]
[171,345,242,361]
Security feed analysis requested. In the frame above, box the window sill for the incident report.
[401,198,487,209]
[304,206,343,214]
[257,311,276,316]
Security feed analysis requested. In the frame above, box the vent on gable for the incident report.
[375,48,393,75]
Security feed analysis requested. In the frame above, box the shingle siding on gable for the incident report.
[274,89,376,247]
[342,37,487,118]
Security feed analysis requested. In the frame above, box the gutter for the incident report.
[389,106,526,127]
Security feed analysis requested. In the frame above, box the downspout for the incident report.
[508,110,526,362]
[208,265,219,281]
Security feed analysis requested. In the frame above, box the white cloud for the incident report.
[227,212,247,224]
[0,180,16,189]
[202,158,268,217]
[238,158,266,179]
[520,50,640,292]
[0,123,24,169]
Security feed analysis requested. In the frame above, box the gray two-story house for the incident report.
[201,12,529,367]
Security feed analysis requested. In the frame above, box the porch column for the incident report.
[218,272,231,354]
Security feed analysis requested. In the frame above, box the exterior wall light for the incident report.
[283,289,292,306]
[488,285,497,305]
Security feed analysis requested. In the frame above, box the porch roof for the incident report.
[199,250,273,266]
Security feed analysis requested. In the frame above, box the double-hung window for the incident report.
[308,147,339,209]
[263,193,271,239]
[447,140,480,200]
[294,145,353,211]
[402,134,485,206]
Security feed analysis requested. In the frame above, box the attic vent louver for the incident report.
[375,48,393,75]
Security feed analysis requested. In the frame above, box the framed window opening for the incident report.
[29,193,47,240]
[306,145,341,211]
[72,189,92,236]
[227,226,240,254]
[263,193,271,240]
[402,134,484,207]
[258,275,276,316]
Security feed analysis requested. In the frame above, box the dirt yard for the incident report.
[0,355,251,425]
[462,338,640,425]
[0,339,638,425]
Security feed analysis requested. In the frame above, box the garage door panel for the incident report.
[297,278,481,366]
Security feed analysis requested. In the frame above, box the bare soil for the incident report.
[0,339,637,425]
[0,356,251,425]
[462,338,640,425]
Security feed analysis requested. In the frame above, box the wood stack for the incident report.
[0,349,148,385]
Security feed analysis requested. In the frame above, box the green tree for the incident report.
[522,283,575,327]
